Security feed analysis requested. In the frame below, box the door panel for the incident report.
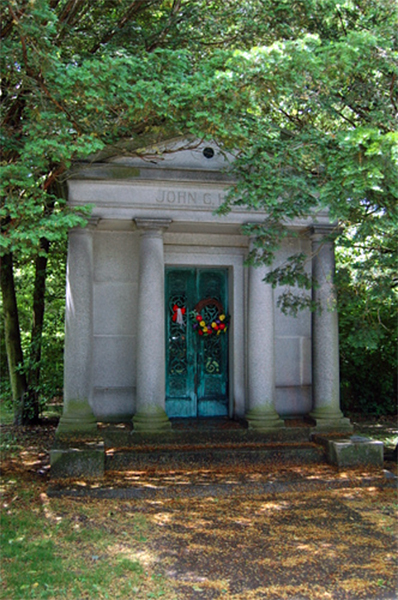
[196,270,228,417]
[165,268,229,418]
[165,269,196,417]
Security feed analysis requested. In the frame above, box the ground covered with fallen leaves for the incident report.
[1,420,397,599]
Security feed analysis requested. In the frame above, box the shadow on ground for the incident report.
[1,416,397,599]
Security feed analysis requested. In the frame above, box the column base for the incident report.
[56,398,97,436]
[245,406,285,431]
[132,406,172,433]
[310,406,353,432]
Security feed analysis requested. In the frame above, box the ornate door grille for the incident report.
[165,268,229,418]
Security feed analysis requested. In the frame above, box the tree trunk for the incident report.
[26,238,50,423]
[0,252,27,425]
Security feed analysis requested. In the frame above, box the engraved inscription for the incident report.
[156,190,225,207]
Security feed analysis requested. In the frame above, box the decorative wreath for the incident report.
[190,298,230,337]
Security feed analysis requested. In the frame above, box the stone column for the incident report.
[309,225,352,431]
[57,223,97,435]
[245,257,284,431]
[132,218,172,432]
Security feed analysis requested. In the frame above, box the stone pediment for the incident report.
[68,136,329,232]
[67,137,240,230]
[71,137,235,182]
[110,137,234,172]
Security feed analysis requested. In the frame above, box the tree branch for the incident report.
[2,0,62,39]
[43,164,67,191]
[56,0,87,28]
[89,0,154,54]
[146,0,184,52]
[336,91,391,133]
[6,3,82,133]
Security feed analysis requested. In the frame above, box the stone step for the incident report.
[51,423,325,477]
[102,424,322,470]
[102,425,312,449]
[105,442,325,471]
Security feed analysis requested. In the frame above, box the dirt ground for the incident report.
[1,417,397,600]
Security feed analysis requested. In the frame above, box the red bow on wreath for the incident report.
[172,305,186,325]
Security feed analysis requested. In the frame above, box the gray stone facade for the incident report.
[57,139,351,434]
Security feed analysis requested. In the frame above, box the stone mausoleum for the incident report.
[57,138,352,435]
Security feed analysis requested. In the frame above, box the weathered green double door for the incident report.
[165,268,229,418]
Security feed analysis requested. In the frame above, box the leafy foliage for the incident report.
[337,225,397,415]
[0,245,66,413]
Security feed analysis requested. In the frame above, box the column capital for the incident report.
[134,218,172,232]
[69,218,100,236]
[87,217,101,229]
[308,223,341,241]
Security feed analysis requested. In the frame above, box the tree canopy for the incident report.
[1,0,397,420]
[2,0,397,252]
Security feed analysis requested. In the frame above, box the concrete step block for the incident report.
[51,441,105,478]
[325,437,384,468]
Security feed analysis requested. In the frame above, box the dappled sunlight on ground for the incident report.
[135,488,397,599]
[1,419,397,599]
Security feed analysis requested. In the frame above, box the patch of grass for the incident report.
[0,397,62,428]
[352,415,398,449]
[0,429,21,455]
[365,432,397,452]
[0,483,174,600]
[1,510,67,599]
[0,400,15,426]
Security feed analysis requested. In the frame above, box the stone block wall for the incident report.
[92,230,139,420]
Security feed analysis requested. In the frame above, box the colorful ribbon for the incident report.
[172,305,186,325]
